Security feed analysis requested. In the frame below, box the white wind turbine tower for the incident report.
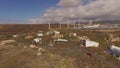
[31,19,37,24]
[89,20,93,25]
[44,13,52,30]
[48,19,51,30]
[56,16,62,29]
[67,18,70,29]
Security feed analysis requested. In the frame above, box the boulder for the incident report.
[29,44,38,49]
[37,52,42,56]
[111,37,120,42]
[24,36,34,39]
[13,35,18,38]
[23,46,27,48]
[38,47,42,52]
[48,42,54,47]
[0,40,16,45]
[38,47,46,52]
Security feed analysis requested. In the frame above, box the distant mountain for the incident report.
[0,18,26,24]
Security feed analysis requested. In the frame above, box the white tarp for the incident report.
[33,38,42,43]
[85,40,99,47]
[54,39,68,42]
[37,33,43,37]
[54,31,60,35]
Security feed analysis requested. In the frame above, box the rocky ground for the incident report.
[0,24,120,68]
[0,42,109,68]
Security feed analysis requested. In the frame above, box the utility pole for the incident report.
[73,20,76,29]
[67,19,70,29]
[89,20,93,25]
[49,19,51,30]
[59,22,62,29]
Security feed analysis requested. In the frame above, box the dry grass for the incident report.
[0,24,120,68]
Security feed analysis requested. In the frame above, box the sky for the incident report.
[0,0,59,24]
[0,0,120,24]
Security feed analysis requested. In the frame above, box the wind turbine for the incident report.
[48,19,51,30]
[89,20,93,25]
[31,19,36,24]
[67,18,70,29]
[44,13,52,30]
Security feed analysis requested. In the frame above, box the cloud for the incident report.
[30,0,120,24]
[58,0,81,7]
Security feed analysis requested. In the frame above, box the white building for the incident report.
[81,40,99,47]
[83,24,100,28]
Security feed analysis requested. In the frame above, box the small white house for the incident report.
[80,40,99,47]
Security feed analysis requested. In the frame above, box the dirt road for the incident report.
[79,47,120,68]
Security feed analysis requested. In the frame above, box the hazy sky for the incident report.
[0,0,120,24]
[0,0,58,24]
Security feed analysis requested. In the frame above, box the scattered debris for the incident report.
[36,47,46,56]
[83,36,90,40]
[0,44,15,49]
[23,46,27,48]
[46,31,54,35]
[106,45,120,59]
[78,36,90,41]
[48,42,54,47]
[37,47,46,52]
[69,33,77,37]
[54,31,60,35]
[111,37,120,42]
[33,38,42,46]
[38,47,42,51]
[52,34,64,39]
[37,52,42,56]
[108,34,120,42]
[37,31,44,37]
[13,35,18,38]
[38,31,44,33]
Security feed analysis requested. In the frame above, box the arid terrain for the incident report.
[0,24,120,68]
